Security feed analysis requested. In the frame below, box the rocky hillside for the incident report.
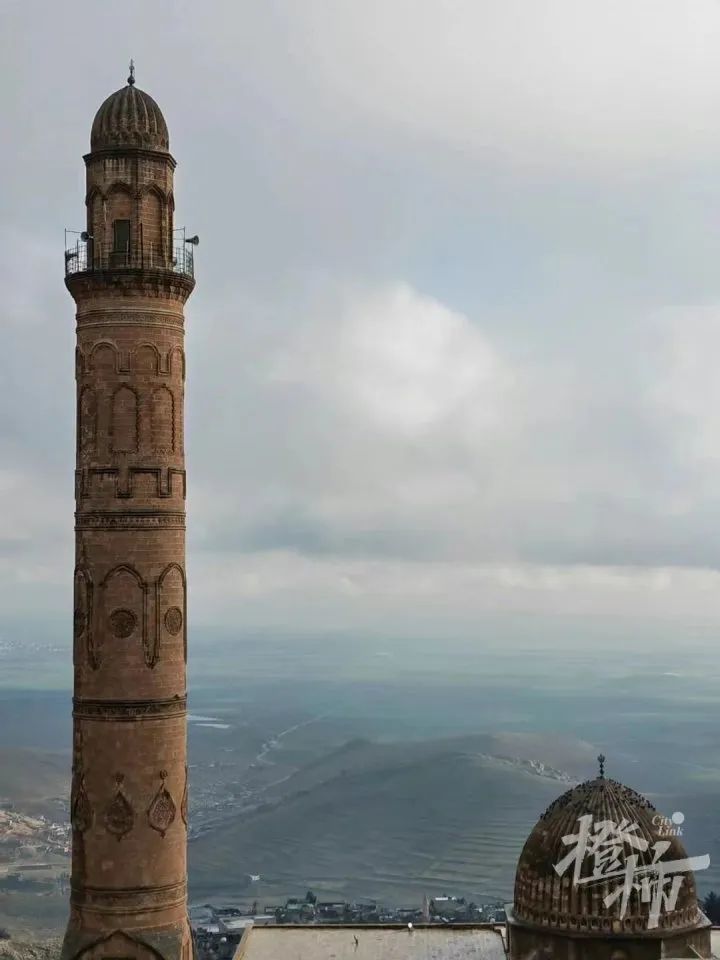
[0,939,60,960]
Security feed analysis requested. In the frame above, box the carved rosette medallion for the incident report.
[88,631,101,671]
[147,770,177,838]
[109,608,137,638]
[104,773,135,840]
[164,606,183,636]
[180,764,188,827]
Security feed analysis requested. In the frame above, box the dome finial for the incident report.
[128,59,135,86]
[597,753,606,778]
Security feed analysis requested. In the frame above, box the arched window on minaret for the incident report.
[107,183,133,266]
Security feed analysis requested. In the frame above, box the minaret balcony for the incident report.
[64,239,194,281]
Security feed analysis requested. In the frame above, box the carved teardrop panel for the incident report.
[70,727,92,833]
[73,573,87,642]
[104,774,134,840]
[71,773,93,833]
[147,770,176,838]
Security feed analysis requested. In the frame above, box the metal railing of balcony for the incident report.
[64,239,194,280]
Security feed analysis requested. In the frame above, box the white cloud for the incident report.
[4,2,720,638]
[269,282,512,433]
[188,277,720,580]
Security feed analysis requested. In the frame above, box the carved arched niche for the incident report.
[111,385,139,453]
[99,564,148,668]
[170,345,185,381]
[156,563,186,666]
[151,386,175,454]
[89,341,118,374]
[135,343,161,375]
[77,386,97,458]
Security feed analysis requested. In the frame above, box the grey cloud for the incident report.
[4,1,720,632]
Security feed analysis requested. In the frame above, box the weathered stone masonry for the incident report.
[62,70,195,960]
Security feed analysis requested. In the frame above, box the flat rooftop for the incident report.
[235,924,507,959]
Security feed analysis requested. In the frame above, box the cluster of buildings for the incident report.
[194,894,506,934]
[192,896,512,959]
[0,811,69,863]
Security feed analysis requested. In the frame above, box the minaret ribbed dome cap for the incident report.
[513,771,703,936]
[90,66,169,153]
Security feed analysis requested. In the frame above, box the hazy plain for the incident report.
[1,618,719,927]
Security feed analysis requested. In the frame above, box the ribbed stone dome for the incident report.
[513,775,702,936]
[91,79,169,153]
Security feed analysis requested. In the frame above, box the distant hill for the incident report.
[189,735,593,905]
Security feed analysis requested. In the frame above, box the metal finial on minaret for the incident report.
[128,59,135,86]
[598,753,606,779]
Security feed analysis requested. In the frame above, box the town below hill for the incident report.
[193,894,508,960]
[0,809,69,923]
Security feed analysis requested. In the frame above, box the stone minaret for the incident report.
[62,66,195,960]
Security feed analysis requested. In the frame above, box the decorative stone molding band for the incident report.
[70,879,187,913]
[73,695,187,721]
[75,511,186,530]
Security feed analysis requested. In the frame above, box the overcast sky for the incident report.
[3,0,720,645]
